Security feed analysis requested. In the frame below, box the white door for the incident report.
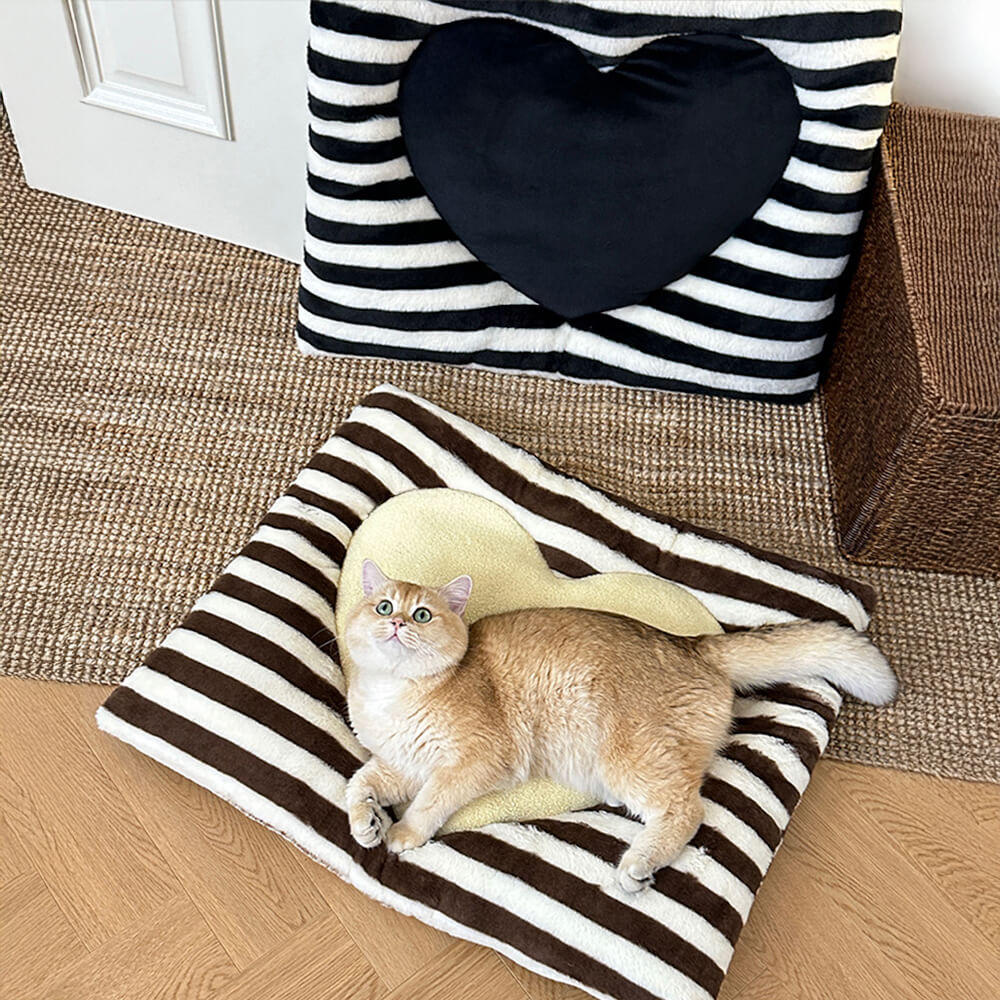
[0,0,309,262]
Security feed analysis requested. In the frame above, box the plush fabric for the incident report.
[334,487,721,832]
[298,1,902,402]
[98,384,875,1000]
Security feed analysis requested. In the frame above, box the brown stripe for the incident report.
[534,818,744,946]
[361,391,856,627]
[181,610,346,715]
[242,541,339,608]
[730,717,822,771]
[147,648,361,776]
[307,452,393,505]
[757,683,839,726]
[690,826,764,892]
[213,574,330,650]
[102,692,668,1000]
[537,544,598,579]
[286,483,364,532]
[444,830,725,996]
[702,777,782,852]
[721,743,802,814]
[258,512,348,566]
[337,421,448,489]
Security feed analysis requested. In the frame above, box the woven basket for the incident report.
[823,103,1000,576]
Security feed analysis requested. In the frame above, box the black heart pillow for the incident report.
[399,18,801,319]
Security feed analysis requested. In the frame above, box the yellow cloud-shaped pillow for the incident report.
[335,488,720,833]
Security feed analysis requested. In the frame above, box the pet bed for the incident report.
[297,1,902,402]
[98,384,875,1000]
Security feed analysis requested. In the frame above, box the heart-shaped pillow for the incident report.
[399,18,801,319]
[335,488,720,832]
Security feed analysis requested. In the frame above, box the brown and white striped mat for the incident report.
[97,384,873,1000]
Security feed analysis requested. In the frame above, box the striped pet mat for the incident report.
[98,384,873,1000]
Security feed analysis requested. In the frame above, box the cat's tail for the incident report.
[695,620,897,705]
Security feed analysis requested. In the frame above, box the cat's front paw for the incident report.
[349,801,389,849]
[616,849,655,894]
[386,821,428,854]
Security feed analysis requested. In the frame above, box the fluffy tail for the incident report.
[694,621,898,705]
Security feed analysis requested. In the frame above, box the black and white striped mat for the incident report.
[297,1,901,402]
[99,385,874,1000]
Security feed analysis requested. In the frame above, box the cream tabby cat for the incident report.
[343,560,896,892]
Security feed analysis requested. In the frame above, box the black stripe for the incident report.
[304,251,498,291]
[258,513,347,566]
[445,829,725,996]
[689,254,842,302]
[785,58,897,91]
[299,284,561,332]
[734,219,857,259]
[306,211,453,245]
[309,129,405,163]
[309,93,398,122]
[297,321,820,405]
[730,717,822,771]
[793,138,875,172]
[721,742,802,814]
[242,538,340,606]
[641,289,830,342]
[306,452,394,505]
[534,818,745,945]
[759,684,839,726]
[308,172,423,201]
[180,610,346,714]
[395,1,901,43]
[285,484,364,533]
[770,178,868,216]
[309,47,405,86]
[336,422,449,488]
[101,690,670,1000]
[575,314,822,379]
[800,104,891,130]
[691,824,764,891]
[311,1,430,41]
[213,574,331,651]
[702,777,782,851]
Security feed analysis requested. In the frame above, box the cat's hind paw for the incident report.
[386,821,429,854]
[616,850,655,894]
[349,801,389,849]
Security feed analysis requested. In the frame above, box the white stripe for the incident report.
[311,24,420,63]
[95,710,621,1000]
[666,274,836,322]
[701,802,771,875]
[608,305,826,363]
[732,698,832,753]
[309,114,402,143]
[724,735,813,795]
[268,494,355,552]
[747,33,900,70]
[755,199,863,235]
[288,469,376,522]
[481,822,734,968]
[713,237,848,280]
[299,304,822,397]
[799,118,883,151]
[307,146,410,184]
[795,83,894,110]
[308,74,398,108]
[250,522,342,580]
[304,232,475,268]
[161,628,361,757]
[784,157,870,195]
[225,553,336,630]
[708,757,790,831]
[191,591,340,683]
[400,838,716,1000]
[301,257,534,310]
[305,187,438,225]
[559,1,899,15]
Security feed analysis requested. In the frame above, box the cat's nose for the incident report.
[390,618,404,627]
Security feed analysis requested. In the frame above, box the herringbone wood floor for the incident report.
[1,676,998,1000]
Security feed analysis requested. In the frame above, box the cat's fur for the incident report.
[343,560,896,892]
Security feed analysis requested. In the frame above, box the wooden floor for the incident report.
[1,677,998,1000]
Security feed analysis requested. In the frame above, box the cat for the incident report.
[342,559,896,892]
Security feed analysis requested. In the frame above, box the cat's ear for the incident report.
[438,575,472,616]
[361,559,389,597]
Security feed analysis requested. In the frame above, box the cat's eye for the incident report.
[375,600,394,616]
[412,607,432,624]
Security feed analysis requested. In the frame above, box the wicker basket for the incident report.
[822,103,1000,576]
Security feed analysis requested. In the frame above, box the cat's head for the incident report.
[343,559,472,679]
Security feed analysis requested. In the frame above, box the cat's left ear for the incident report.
[361,559,389,597]
[438,575,472,616]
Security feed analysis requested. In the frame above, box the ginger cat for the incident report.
[343,560,896,892]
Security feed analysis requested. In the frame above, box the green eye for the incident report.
[375,600,393,616]
[413,607,432,624]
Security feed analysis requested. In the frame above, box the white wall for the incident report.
[894,0,1000,117]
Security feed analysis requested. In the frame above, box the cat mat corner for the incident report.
[98,383,872,1000]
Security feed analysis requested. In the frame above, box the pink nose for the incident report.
[390,618,404,628]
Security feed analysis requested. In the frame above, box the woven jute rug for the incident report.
[2,103,997,784]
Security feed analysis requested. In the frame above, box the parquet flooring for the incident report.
[1,676,998,999]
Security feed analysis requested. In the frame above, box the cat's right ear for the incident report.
[439,575,472,616]
[361,559,389,597]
